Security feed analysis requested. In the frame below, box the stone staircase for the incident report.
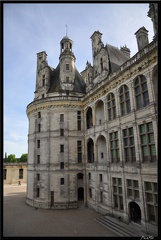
[95,215,146,237]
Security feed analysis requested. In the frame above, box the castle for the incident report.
[26,3,158,235]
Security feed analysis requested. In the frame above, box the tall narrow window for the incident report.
[66,76,69,83]
[134,75,150,109]
[107,93,116,120]
[60,162,64,169]
[119,85,131,116]
[110,131,120,163]
[37,140,40,148]
[38,123,41,132]
[42,94,44,99]
[37,155,40,164]
[3,169,7,180]
[77,111,81,130]
[60,114,64,122]
[42,75,45,86]
[123,127,136,163]
[139,122,156,162]
[37,173,40,181]
[144,182,158,223]
[100,191,103,203]
[60,144,64,153]
[38,112,41,118]
[77,140,82,163]
[19,169,23,179]
[60,178,64,185]
[88,173,91,180]
[99,174,103,182]
[66,64,69,70]
[60,128,64,136]
[89,188,92,198]
[113,178,123,210]
[100,58,103,72]
[37,188,40,198]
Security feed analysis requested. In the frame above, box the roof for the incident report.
[47,64,86,94]
[106,44,129,72]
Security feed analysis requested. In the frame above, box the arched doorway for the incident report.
[78,187,84,200]
[129,201,141,224]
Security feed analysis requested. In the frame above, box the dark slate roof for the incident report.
[106,44,129,72]
[47,64,86,94]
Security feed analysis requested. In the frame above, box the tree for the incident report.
[19,153,28,162]
[7,154,17,163]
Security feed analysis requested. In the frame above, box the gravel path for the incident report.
[3,184,118,237]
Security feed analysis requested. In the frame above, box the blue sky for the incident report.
[4,3,154,158]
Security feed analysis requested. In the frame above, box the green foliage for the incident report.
[7,154,17,163]
[19,153,28,162]
[3,153,28,163]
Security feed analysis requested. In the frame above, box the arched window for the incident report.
[134,75,150,109]
[107,93,116,120]
[119,85,131,116]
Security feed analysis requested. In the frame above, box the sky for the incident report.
[3,3,154,158]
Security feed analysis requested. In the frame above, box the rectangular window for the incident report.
[60,128,64,136]
[139,122,156,162]
[60,162,64,169]
[110,131,120,163]
[100,191,103,203]
[42,94,44,99]
[144,182,158,223]
[37,140,40,148]
[38,124,41,132]
[112,177,123,210]
[60,178,64,185]
[60,114,64,122]
[66,64,69,70]
[3,169,7,180]
[77,140,82,163]
[123,127,136,163]
[99,174,103,182]
[88,173,91,180]
[77,111,81,130]
[126,179,139,200]
[37,173,40,181]
[66,76,69,83]
[19,169,23,179]
[37,188,40,198]
[38,112,41,118]
[37,155,40,164]
[101,152,104,158]
[60,145,64,153]
[89,188,92,198]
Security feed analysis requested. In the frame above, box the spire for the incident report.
[65,24,68,36]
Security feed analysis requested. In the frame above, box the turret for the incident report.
[135,27,149,51]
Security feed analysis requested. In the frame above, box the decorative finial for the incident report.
[65,24,68,36]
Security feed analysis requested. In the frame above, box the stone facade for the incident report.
[3,163,27,185]
[26,4,157,235]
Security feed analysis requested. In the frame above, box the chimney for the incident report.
[135,26,149,51]
[120,45,131,59]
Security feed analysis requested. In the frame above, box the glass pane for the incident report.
[133,180,138,188]
[119,187,122,194]
[135,86,141,94]
[141,75,146,82]
[120,86,123,94]
[139,124,146,133]
[127,189,132,197]
[124,85,128,91]
[120,95,124,102]
[134,190,139,198]
[119,196,124,210]
[123,129,127,137]
[114,132,118,139]
[111,141,114,149]
[130,137,134,145]
[136,95,142,109]
[113,186,117,193]
[112,150,115,157]
[141,135,147,144]
[121,103,125,115]
[131,147,136,156]
[149,133,154,143]
[150,145,156,156]
[142,82,147,91]
[143,91,149,106]
[125,92,129,99]
[146,193,153,202]
[116,149,120,158]
[129,127,133,135]
[108,102,111,108]
[124,138,128,146]
[108,109,112,120]
[126,100,131,113]
[113,178,116,185]
[153,183,158,193]
[147,122,153,132]
[142,146,148,156]
[113,107,116,119]
[115,140,118,148]
[148,205,155,221]
[118,178,122,186]
[145,182,152,191]
[127,179,132,187]
[125,148,129,156]
[134,78,139,86]
[114,195,118,208]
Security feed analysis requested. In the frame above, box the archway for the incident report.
[129,201,141,224]
[78,187,84,200]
